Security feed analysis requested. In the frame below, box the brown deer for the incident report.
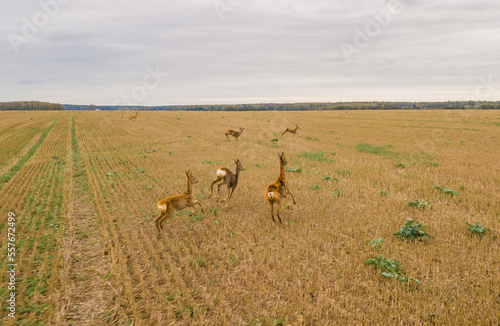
[120,112,124,119]
[208,159,243,208]
[155,170,204,232]
[264,152,296,223]
[282,124,299,136]
[129,111,138,121]
[225,128,244,141]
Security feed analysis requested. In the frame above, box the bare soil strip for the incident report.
[56,115,113,325]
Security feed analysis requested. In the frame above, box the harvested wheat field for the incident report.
[0,110,499,325]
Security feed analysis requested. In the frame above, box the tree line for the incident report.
[0,101,65,111]
[64,101,500,111]
[1,101,499,111]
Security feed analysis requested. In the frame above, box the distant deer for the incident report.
[225,128,244,141]
[264,152,296,223]
[129,111,138,121]
[208,159,243,208]
[282,124,299,136]
[120,112,124,119]
[155,170,204,232]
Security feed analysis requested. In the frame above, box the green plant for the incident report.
[334,169,351,178]
[395,162,405,168]
[310,185,321,190]
[366,238,385,251]
[201,160,220,165]
[356,143,400,160]
[407,199,430,209]
[393,218,431,240]
[364,255,420,283]
[285,166,302,173]
[465,222,491,238]
[434,185,458,196]
[297,151,334,162]
[332,188,343,196]
[323,175,339,182]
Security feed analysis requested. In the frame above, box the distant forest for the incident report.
[0,101,65,111]
[1,101,499,111]
[64,101,500,111]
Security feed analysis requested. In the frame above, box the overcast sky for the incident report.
[1,0,499,105]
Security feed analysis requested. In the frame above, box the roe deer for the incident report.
[208,159,243,208]
[155,170,204,232]
[225,128,244,141]
[264,152,296,223]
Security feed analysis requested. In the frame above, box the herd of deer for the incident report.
[121,111,138,121]
[155,125,300,232]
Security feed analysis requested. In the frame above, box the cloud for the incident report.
[0,0,499,104]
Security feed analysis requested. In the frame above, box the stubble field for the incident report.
[0,110,499,325]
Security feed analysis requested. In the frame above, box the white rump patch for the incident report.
[158,204,167,211]
[216,169,227,177]
[267,192,274,198]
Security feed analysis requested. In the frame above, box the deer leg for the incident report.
[221,185,231,202]
[192,200,204,212]
[209,178,222,198]
[276,200,283,224]
[288,190,297,205]
[155,211,166,232]
[226,187,236,207]
[268,201,276,223]
[216,182,225,202]
[156,206,174,232]
[283,195,289,209]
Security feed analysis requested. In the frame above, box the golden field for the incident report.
[0,110,499,325]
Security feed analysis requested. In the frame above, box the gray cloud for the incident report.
[1,0,499,105]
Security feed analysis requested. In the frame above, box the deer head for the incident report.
[279,152,288,167]
[234,159,244,172]
[185,170,199,184]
